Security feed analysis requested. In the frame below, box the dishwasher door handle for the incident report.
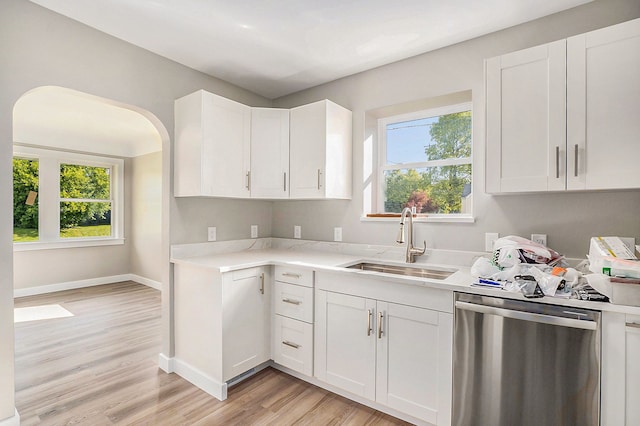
[455,301,597,330]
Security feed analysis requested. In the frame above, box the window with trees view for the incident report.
[13,147,123,247]
[377,103,472,218]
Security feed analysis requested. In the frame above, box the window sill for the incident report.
[361,214,475,224]
[13,238,125,252]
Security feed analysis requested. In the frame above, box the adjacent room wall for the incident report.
[272,0,640,259]
[130,151,163,285]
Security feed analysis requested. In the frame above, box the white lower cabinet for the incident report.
[626,320,640,424]
[315,289,453,425]
[173,264,270,400]
[271,266,315,377]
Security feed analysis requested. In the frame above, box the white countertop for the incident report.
[171,242,640,316]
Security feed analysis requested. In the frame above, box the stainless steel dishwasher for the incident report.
[453,292,601,426]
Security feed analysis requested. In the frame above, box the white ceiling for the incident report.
[14,86,162,158]
[29,0,591,99]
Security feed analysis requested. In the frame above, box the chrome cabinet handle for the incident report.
[378,311,384,339]
[282,341,300,349]
[367,309,373,336]
[317,169,322,189]
[284,172,287,191]
[626,322,640,329]
[259,272,264,294]
[282,298,301,305]
[555,146,560,179]
[246,171,251,190]
[574,144,579,177]
[282,272,301,278]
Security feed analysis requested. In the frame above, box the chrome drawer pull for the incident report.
[378,311,384,339]
[282,341,300,349]
[282,272,301,278]
[626,322,640,329]
[367,309,373,336]
[282,298,301,305]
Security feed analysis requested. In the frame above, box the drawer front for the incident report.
[274,281,313,323]
[273,315,313,376]
[274,265,314,287]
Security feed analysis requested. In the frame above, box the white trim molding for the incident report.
[170,358,228,401]
[0,409,20,426]
[13,274,161,298]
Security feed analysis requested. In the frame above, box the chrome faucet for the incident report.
[396,207,426,263]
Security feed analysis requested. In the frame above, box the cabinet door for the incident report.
[376,302,453,425]
[250,108,289,199]
[315,290,376,399]
[222,268,270,381]
[567,19,640,190]
[203,93,251,197]
[174,90,251,197]
[486,40,566,193]
[627,323,640,424]
[290,101,327,199]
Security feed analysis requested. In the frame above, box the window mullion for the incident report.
[37,157,60,242]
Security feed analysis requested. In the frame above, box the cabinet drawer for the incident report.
[274,266,314,287]
[273,315,313,376]
[274,281,313,323]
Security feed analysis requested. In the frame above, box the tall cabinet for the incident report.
[486,18,640,193]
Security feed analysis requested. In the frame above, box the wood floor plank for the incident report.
[14,282,413,425]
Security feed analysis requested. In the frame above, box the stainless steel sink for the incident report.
[346,262,456,280]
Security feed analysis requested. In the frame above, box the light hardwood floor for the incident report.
[14,282,412,425]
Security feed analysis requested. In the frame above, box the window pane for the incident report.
[60,164,111,200]
[60,201,111,238]
[386,111,471,164]
[383,165,471,214]
[13,158,39,242]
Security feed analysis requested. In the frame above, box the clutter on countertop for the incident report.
[471,235,640,305]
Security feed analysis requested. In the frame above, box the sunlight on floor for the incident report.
[14,304,74,323]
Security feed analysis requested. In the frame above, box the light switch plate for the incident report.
[485,232,499,252]
[207,227,217,242]
[294,225,301,239]
[251,225,258,238]
[334,227,342,242]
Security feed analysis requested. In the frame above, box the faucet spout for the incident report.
[397,207,426,263]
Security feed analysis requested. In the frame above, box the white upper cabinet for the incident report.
[567,18,640,190]
[174,90,251,197]
[486,18,640,194]
[486,40,567,193]
[250,108,290,199]
[289,100,352,199]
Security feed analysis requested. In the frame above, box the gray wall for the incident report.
[0,0,273,421]
[272,0,640,260]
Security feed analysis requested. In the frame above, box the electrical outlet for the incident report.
[294,225,301,239]
[251,225,258,238]
[531,234,547,247]
[485,232,499,252]
[334,227,342,242]
[207,227,217,242]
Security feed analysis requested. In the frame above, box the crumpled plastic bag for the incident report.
[492,235,565,267]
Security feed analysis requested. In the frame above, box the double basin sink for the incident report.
[346,261,456,280]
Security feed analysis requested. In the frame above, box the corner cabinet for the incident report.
[173,264,270,400]
[174,90,251,197]
[250,108,290,199]
[289,100,352,199]
[486,18,640,193]
[314,271,453,425]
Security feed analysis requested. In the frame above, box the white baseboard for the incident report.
[170,357,227,401]
[14,274,161,298]
[129,274,162,291]
[0,409,20,426]
[158,353,174,373]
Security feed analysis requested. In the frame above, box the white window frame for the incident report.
[13,146,124,251]
[369,102,474,223]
